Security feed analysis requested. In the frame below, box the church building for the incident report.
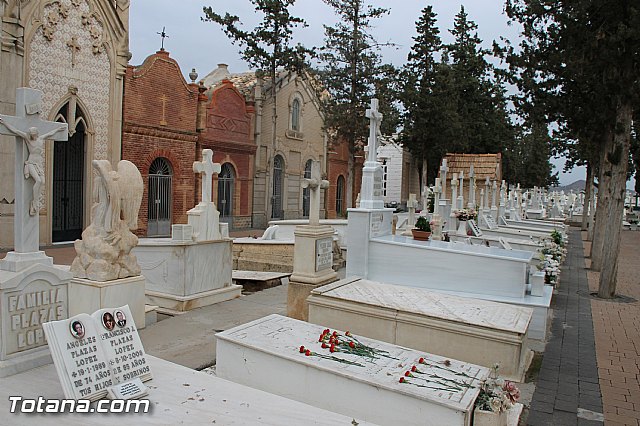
[0,0,130,247]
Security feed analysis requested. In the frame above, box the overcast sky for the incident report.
[128,0,636,189]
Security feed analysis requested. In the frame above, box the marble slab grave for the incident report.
[308,278,532,381]
[216,314,490,426]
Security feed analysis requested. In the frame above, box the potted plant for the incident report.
[411,216,432,241]
[473,365,520,426]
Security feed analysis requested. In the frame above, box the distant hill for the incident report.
[551,180,586,193]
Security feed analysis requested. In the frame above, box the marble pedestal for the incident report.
[308,278,533,381]
[287,225,338,321]
[68,275,146,329]
[0,262,71,377]
[216,314,490,426]
[232,239,294,272]
[134,238,241,312]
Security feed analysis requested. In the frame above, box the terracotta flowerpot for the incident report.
[411,229,431,241]
[473,407,507,426]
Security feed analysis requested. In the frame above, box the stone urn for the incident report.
[473,407,507,426]
[411,229,431,241]
[457,220,468,236]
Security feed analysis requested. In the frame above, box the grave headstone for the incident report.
[468,165,476,209]
[188,149,222,241]
[467,219,483,237]
[0,88,72,377]
[360,99,384,209]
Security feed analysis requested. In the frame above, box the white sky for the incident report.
[129,0,636,189]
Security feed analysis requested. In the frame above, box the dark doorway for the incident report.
[147,157,172,236]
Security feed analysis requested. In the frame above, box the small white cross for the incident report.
[193,149,221,204]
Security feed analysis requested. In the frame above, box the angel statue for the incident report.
[71,160,143,282]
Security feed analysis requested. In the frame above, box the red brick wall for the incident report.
[122,50,199,236]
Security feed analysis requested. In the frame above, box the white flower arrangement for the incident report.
[453,208,476,221]
[475,365,520,414]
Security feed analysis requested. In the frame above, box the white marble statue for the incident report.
[70,160,144,282]
[0,116,66,215]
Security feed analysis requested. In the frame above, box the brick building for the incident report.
[122,49,200,236]
[444,153,502,204]
[201,74,256,229]
[326,138,363,219]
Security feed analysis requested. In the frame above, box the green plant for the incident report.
[550,230,564,246]
[415,216,431,232]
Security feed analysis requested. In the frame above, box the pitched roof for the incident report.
[444,153,502,181]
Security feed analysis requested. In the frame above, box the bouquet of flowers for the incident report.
[453,208,476,221]
[538,253,560,284]
[475,365,520,413]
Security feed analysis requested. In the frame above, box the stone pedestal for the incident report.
[69,275,146,329]
[0,262,71,377]
[287,225,338,320]
[188,201,221,241]
[134,238,241,313]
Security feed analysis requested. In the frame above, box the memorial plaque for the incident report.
[482,214,498,230]
[369,211,392,238]
[43,305,152,402]
[467,220,483,237]
[315,238,333,272]
[373,168,384,198]
[2,280,67,356]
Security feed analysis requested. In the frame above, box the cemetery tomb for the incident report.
[308,278,533,381]
[216,314,490,426]
[0,355,375,425]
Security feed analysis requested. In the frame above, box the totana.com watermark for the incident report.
[9,396,150,413]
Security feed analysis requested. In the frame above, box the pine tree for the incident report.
[317,0,397,208]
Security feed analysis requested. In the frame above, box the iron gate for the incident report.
[148,158,172,236]
[271,155,284,219]
[218,163,234,224]
[302,159,312,217]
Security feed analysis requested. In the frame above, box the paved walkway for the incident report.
[528,228,603,426]
[587,231,640,426]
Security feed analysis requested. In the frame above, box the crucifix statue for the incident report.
[0,88,68,255]
[301,160,328,226]
[193,149,221,205]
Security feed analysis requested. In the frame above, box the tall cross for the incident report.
[468,165,476,209]
[439,158,449,199]
[157,26,168,50]
[193,149,221,204]
[0,88,68,254]
[66,36,81,67]
[433,178,441,216]
[365,99,382,164]
[159,94,168,126]
[301,160,328,226]
[457,170,464,210]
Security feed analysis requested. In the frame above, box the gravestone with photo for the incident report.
[43,304,152,401]
[0,88,72,377]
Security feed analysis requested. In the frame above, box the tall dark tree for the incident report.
[203,0,312,216]
[318,0,397,208]
[505,0,640,298]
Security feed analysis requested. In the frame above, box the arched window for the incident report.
[218,163,235,223]
[272,155,284,219]
[336,175,345,216]
[291,98,301,131]
[302,159,312,217]
[148,157,173,236]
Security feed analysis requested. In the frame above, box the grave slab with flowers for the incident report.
[216,314,491,426]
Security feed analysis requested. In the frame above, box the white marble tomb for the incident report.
[308,277,532,381]
[216,314,490,426]
[0,355,375,425]
[134,238,241,313]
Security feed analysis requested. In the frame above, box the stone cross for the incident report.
[484,177,491,213]
[0,88,68,254]
[159,94,169,126]
[301,160,328,226]
[433,178,441,216]
[66,36,81,67]
[457,170,464,210]
[479,188,485,213]
[468,165,476,209]
[365,99,382,165]
[449,174,459,232]
[193,149,221,204]
[439,159,449,199]
[407,193,417,228]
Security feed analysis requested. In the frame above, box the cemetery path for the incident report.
[528,228,603,426]
[586,230,640,426]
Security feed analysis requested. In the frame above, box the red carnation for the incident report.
[346,331,352,336]
[349,342,355,348]
[399,377,405,383]
[411,365,417,372]
[321,342,328,349]
[305,350,311,356]
[404,371,412,377]
[299,346,305,353]
[330,344,336,353]
[419,357,425,364]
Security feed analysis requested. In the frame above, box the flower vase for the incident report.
[457,220,468,236]
[473,408,507,426]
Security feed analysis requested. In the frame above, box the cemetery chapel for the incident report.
[0,0,130,247]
